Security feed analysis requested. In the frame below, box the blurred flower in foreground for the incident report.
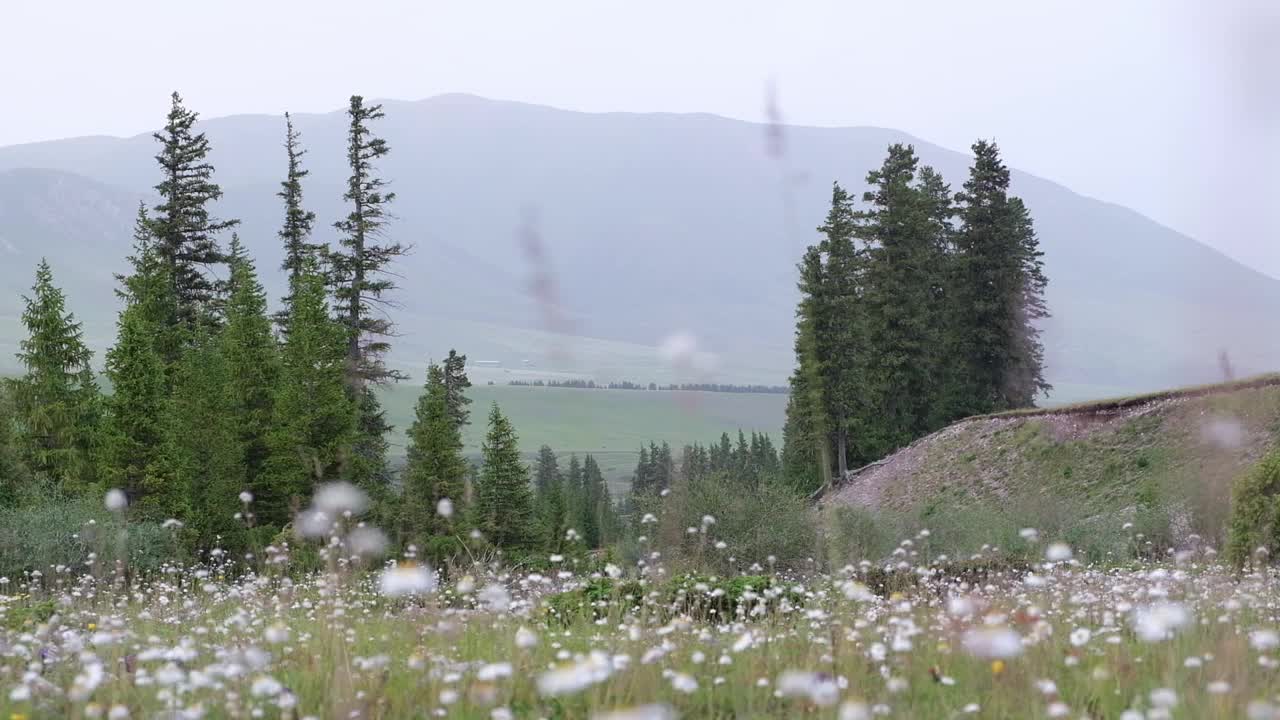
[962,627,1023,659]
[379,564,437,597]
[105,489,127,512]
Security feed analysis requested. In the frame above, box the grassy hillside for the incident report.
[821,376,1280,560]
[380,383,787,494]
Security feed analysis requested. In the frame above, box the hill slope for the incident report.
[3,94,1280,395]
[821,375,1280,546]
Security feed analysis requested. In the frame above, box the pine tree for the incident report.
[815,183,869,476]
[101,257,172,509]
[330,95,407,388]
[631,445,654,496]
[0,385,31,507]
[149,92,238,329]
[474,403,535,548]
[278,112,319,286]
[260,267,356,528]
[653,442,675,491]
[328,96,407,505]
[952,140,1050,414]
[1006,196,1051,405]
[783,244,832,491]
[564,454,585,540]
[533,445,566,548]
[857,144,937,450]
[442,350,473,430]
[581,454,613,548]
[6,260,100,494]
[276,112,319,330]
[222,237,280,502]
[402,363,468,548]
[117,206,183,374]
[159,327,244,546]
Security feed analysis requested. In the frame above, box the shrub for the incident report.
[542,577,644,623]
[653,475,818,573]
[1226,449,1280,569]
[0,497,186,581]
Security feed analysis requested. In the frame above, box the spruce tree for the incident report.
[0,385,31,507]
[222,237,280,501]
[533,445,566,548]
[631,445,654,496]
[159,327,244,544]
[330,95,406,387]
[150,92,238,330]
[260,267,356,528]
[277,112,319,330]
[783,245,832,491]
[442,350,473,430]
[816,183,870,476]
[474,403,535,548]
[581,454,611,548]
[7,260,100,494]
[118,205,183,375]
[857,144,937,450]
[402,363,468,547]
[101,253,172,509]
[952,140,1050,413]
[278,112,319,285]
[564,454,585,540]
[329,96,407,504]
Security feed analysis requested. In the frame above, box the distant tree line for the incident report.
[0,93,613,567]
[508,379,789,394]
[782,141,1049,494]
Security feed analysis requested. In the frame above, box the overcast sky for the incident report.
[3,0,1277,275]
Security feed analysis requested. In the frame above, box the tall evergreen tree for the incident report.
[222,237,280,500]
[857,144,937,450]
[260,267,356,528]
[6,260,100,494]
[117,206,183,374]
[783,244,832,491]
[631,445,654,496]
[278,112,319,285]
[474,403,535,548]
[442,350,473,430]
[815,183,870,476]
[402,363,468,548]
[159,327,244,544]
[149,92,238,329]
[329,96,406,502]
[277,112,319,330]
[533,445,566,548]
[0,385,30,507]
[564,454,585,540]
[330,95,407,388]
[581,454,605,548]
[101,246,173,509]
[951,140,1050,413]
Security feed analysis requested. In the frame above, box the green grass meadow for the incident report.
[380,384,788,492]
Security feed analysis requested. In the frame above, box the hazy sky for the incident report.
[4,0,1278,274]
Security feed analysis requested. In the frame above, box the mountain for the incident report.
[2,93,1277,398]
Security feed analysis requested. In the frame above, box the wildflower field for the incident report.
[3,486,1280,720]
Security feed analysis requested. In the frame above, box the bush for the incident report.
[1226,449,1280,569]
[0,497,186,582]
[542,577,644,623]
[664,573,804,621]
[651,475,818,573]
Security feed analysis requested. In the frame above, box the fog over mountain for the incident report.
[2,94,1278,399]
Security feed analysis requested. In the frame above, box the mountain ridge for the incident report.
[1,94,1276,398]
